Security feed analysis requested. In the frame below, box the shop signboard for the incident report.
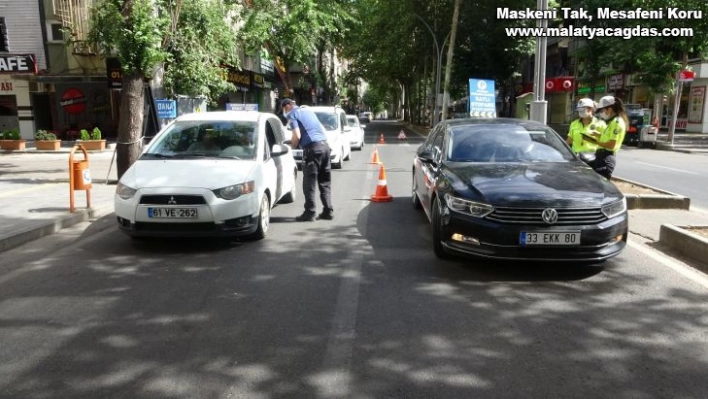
[0,54,37,74]
[226,103,258,111]
[688,86,705,123]
[155,100,177,119]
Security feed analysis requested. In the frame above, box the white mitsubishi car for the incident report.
[114,111,298,240]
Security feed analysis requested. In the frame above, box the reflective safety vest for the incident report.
[598,117,627,154]
[567,117,604,153]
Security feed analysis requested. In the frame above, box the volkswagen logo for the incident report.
[167,196,177,205]
[541,208,558,225]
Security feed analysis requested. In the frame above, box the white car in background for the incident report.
[291,105,352,169]
[115,111,298,240]
[346,114,366,150]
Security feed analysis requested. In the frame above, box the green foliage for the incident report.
[88,0,170,77]
[91,127,102,140]
[35,130,57,141]
[162,0,242,101]
[80,129,90,141]
[240,0,357,94]
[2,129,20,140]
[580,0,708,92]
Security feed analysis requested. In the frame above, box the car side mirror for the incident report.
[271,143,289,156]
[360,124,366,129]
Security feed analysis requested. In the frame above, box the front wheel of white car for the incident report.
[280,169,298,203]
[249,195,271,240]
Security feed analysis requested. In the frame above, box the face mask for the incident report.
[283,108,290,118]
[599,111,611,120]
[578,109,589,118]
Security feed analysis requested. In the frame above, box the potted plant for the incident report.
[77,126,106,150]
[0,129,26,151]
[34,129,61,151]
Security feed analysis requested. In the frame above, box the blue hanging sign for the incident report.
[155,99,177,119]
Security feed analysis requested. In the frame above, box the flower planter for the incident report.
[76,140,106,151]
[35,140,62,151]
[0,140,27,151]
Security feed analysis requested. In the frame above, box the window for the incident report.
[48,22,64,42]
[0,18,8,52]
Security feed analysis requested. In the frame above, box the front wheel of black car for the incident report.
[431,197,451,259]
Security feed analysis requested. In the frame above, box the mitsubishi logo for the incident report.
[167,196,177,205]
[541,208,558,225]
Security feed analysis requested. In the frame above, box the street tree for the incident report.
[440,0,461,121]
[239,0,355,101]
[88,0,242,178]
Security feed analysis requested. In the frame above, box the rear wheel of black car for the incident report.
[412,173,422,210]
[431,197,451,259]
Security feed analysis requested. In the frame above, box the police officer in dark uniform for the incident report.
[282,99,334,221]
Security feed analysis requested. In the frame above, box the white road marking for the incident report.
[627,240,708,289]
[634,162,699,175]
[315,169,372,397]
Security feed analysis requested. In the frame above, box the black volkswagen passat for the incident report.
[412,118,628,262]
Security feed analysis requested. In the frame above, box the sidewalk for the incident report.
[0,143,119,252]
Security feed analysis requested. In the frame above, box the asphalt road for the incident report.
[0,121,707,399]
[614,146,708,211]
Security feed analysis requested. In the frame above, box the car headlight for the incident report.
[116,182,137,200]
[444,193,494,218]
[215,181,255,200]
[602,198,627,219]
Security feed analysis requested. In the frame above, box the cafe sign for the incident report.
[0,54,37,74]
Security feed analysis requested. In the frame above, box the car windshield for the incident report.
[313,112,338,131]
[448,124,574,163]
[144,120,258,160]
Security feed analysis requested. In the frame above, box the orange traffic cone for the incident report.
[397,130,407,140]
[378,133,385,144]
[369,146,381,164]
[371,164,393,202]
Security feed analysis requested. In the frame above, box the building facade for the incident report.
[0,0,47,139]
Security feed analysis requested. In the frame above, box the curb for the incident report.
[612,176,690,210]
[659,224,708,274]
[0,204,114,254]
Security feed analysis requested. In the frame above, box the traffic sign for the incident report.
[679,70,695,81]
[468,78,497,118]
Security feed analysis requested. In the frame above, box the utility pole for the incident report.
[530,0,549,124]
[415,14,450,126]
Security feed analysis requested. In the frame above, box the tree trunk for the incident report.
[441,0,461,121]
[116,72,145,179]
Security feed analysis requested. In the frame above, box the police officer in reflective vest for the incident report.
[282,99,334,221]
[566,98,605,155]
[585,96,628,179]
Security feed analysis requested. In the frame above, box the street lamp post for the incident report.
[415,14,451,126]
[529,0,549,124]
